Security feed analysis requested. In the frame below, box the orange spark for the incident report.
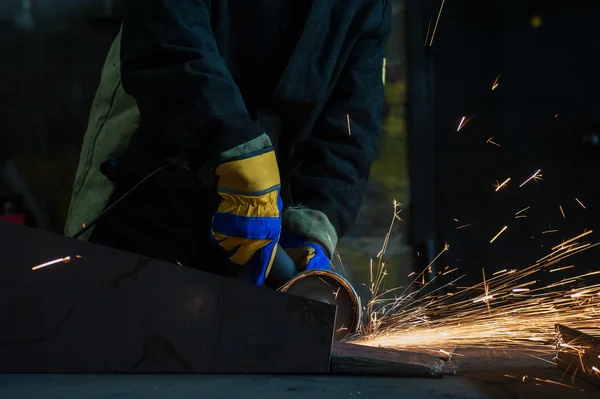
[519,169,542,187]
[439,349,453,358]
[559,205,566,218]
[457,116,468,131]
[516,206,530,215]
[495,177,511,192]
[353,202,600,359]
[492,75,500,90]
[333,287,341,300]
[473,294,494,303]
[428,0,446,46]
[534,378,584,391]
[32,256,72,271]
[575,198,586,209]
[486,136,501,146]
[481,268,492,313]
[424,16,433,46]
[552,230,593,251]
[457,223,476,230]
[490,226,508,243]
[549,265,575,273]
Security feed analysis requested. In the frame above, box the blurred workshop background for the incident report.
[1,0,599,297]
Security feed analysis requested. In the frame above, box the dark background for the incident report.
[409,0,600,287]
[0,0,121,230]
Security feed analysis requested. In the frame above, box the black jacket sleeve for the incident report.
[288,1,392,238]
[120,0,264,157]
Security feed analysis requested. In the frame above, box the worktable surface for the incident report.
[1,349,599,399]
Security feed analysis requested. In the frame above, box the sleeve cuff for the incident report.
[281,206,339,259]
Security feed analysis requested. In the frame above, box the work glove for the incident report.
[278,232,331,271]
[210,147,282,286]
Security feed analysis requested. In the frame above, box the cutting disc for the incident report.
[278,270,361,341]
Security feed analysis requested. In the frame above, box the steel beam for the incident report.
[0,221,335,373]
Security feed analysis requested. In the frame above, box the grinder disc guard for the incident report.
[279,270,361,341]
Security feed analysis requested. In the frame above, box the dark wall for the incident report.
[0,1,120,231]
[430,0,600,285]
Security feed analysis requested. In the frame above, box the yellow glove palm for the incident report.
[210,149,282,285]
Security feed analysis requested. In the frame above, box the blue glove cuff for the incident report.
[279,232,331,271]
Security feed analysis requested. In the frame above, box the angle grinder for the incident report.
[267,247,362,342]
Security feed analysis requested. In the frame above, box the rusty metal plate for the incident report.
[0,222,335,373]
[330,342,451,378]
[556,324,600,388]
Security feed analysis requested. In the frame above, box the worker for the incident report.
[65,0,391,286]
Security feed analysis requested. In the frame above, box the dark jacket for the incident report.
[120,0,391,238]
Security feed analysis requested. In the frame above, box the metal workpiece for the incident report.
[330,342,451,378]
[0,221,336,374]
[555,324,600,388]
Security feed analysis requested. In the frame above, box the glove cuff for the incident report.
[281,206,338,259]
[215,135,280,194]
[194,133,274,188]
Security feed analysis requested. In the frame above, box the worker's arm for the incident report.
[120,0,281,286]
[282,1,392,261]
[120,0,266,158]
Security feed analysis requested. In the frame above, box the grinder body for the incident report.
[269,247,361,341]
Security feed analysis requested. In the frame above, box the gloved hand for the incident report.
[210,147,282,286]
[278,232,331,271]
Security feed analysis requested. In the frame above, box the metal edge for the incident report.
[278,269,362,337]
[555,324,600,388]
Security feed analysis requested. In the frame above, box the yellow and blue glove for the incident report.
[210,147,282,286]
[278,232,331,271]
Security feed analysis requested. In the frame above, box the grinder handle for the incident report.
[264,245,299,289]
